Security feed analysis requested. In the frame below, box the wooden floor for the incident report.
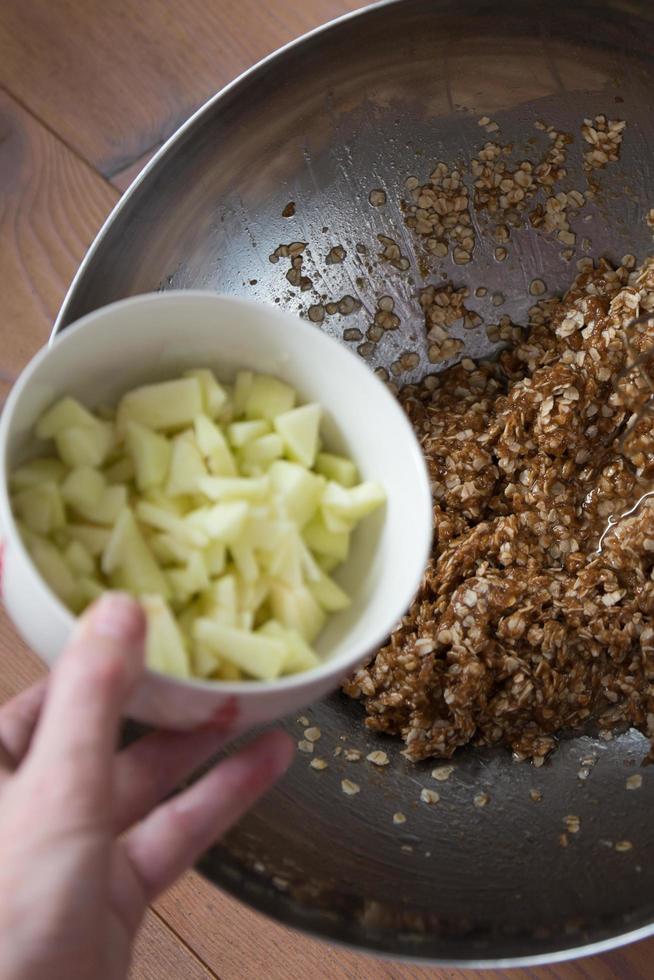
[1,2,653,977]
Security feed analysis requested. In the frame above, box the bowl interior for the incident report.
[1,291,431,681]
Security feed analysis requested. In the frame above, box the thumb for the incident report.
[25,593,146,824]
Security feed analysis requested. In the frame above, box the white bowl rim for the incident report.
[0,290,432,695]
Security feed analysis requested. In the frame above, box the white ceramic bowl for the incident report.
[0,292,431,732]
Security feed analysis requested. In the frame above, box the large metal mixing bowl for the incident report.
[55,0,654,965]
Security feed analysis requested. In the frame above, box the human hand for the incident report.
[0,592,294,980]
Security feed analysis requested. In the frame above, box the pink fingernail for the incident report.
[88,592,145,644]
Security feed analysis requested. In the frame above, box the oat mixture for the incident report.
[345,255,654,763]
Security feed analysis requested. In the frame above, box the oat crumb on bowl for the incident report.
[341,778,360,796]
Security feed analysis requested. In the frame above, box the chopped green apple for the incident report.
[67,523,112,556]
[259,620,320,675]
[274,403,321,467]
[315,452,358,487]
[302,515,350,561]
[194,415,237,476]
[60,466,105,513]
[167,551,210,603]
[36,396,100,439]
[198,475,270,502]
[185,501,249,543]
[232,370,254,417]
[27,536,81,610]
[194,618,287,680]
[10,457,66,491]
[244,374,296,420]
[101,508,170,597]
[184,368,228,419]
[125,421,171,491]
[54,420,114,469]
[104,456,135,484]
[322,480,386,522]
[13,482,65,535]
[308,569,351,611]
[136,500,208,547]
[166,432,207,496]
[227,419,270,448]
[142,594,190,678]
[64,540,95,577]
[117,377,203,433]
[269,583,326,642]
[268,461,324,527]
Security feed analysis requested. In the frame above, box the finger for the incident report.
[114,698,238,832]
[25,593,145,826]
[0,679,47,773]
[123,729,294,900]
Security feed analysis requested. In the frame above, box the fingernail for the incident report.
[88,592,146,645]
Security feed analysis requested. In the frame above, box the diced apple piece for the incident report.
[142,595,190,678]
[64,540,95,576]
[322,480,386,522]
[308,569,351,611]
[237,575,270,614]
[36,396,99,439]
[204,540,226,576]
[77,576,104,605]
[27,536,80,610]
[215,660,243,681]
[198,475,270,502]
[303,516,350,561]
[166,432,207,497]
[167,552,209,603]
[268,461,324,528]
[67,523,111,556]
[194,619,286,680]
[232,370,254,417]
[244,374,296,420]
[241,513,290,551]
[185,501,249,544]
[136,501,208,547]
[259,620,320,675]
[54,420,114,468]
[184,368,228,419]
[60,466,105,512]
[239,434,284,467]
[315,452,358,487]
[61,466,127,524]
[317,554,340,573]
[193,415,238,476]
[117,377,203,433]
[269,583,326,642]
[209,574,238,621]
[104,456,135,484]
[125,421,171,491]
[149,533,196,566]
[101,508,170,597]
[227,419,270,448]
[192,642,220,678]
[230,542,259,583]
[266,535,302,588]
[274,403,321,467]
[13,482,65,535]
[10,457,66,491]
[82,485,128,526]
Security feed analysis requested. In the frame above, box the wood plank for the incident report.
[130,910,217,980]
[0,89,118,391]
[0,0,368,178]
